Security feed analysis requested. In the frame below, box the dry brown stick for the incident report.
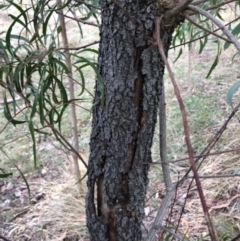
[155,15,218,241]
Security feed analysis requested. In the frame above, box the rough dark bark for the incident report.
[86,1,177,240]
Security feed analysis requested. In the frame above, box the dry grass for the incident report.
[147,40,240,240]
[6,165,89,241]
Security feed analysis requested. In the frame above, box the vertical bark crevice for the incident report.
[86,1,179,240]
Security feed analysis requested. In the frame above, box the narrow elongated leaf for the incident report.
[206,54,219,78]
[10,34,29,42]
[6,0,28,26]
[74,56,104,105]
[78,48,99,55]
[225,23,240,50]
[54,58,69,73]
[174,47,182,63]
[39,87,45,125]
[55,0,71,11]
[14,164,31,199]
[77,68,85,96]
[28,121,37,168]
[8,14,26,28]
[199,36,207,54]
[47,70,68,104]
[3,95,26,126]
[227,80,240,109]
[43,5,56,36]
[30,91,39,119]
[0,172,13,178]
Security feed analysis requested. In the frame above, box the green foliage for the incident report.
[172,0,240,78]
[227,80,240,109]
[0,0,101,168]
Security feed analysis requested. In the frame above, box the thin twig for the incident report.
[57,12,100,27]
[192,0,209,5]
[0,106,29,134]
[155,15,217,241]
[181,101,240,183]
[146,145,240,164]
[174,102,240,237]
[59,40,99,51]
[186,15,231,43]
[204,0,236,11]
[187,4,240,53]
[42,115,88,168]
[159,77,172,191]
[166,0,194,18]
[145,186,177,241]
[171,16,240,49]
[187,174,240,179]
[1,134,29,148]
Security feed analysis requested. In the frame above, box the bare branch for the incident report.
[186,15,232,43]
[187,174,240,179]
[187,4,240,52]
[57,12,100,27]
[0,106,29,134]
[149,145,240,165]
[192,0,209,5]
[171,16,240,49]
[204,0,237,11]
[59,40,99,51]
[166,0,194,18]
[155,16,217,241]
[145,187,177,241]
[159,79,173,191]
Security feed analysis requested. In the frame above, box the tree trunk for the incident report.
[86,1,177,240]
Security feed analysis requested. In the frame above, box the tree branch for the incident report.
[57,12,100,27]
[59,40,99,51]
[187,174,240,179]
[155,15,217,241]
[204,0,237,11]
[159,78,172,191]
[166,0,194,18]
[186,15,232,43]
[145,186,177,241]
[171,16,240,49]
[192,0,209,5]
[187,4,240,52]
